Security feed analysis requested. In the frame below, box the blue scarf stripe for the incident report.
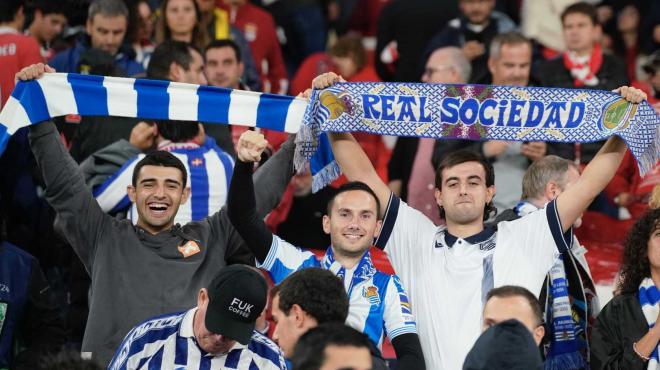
[68,73,109,116]
[638,278,660,367]
[640,285,660,306]
[0,73,307,155]
[198,85,231,123]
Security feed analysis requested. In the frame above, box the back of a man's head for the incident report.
[146,40,194,81]
[0,0,24,24]
[521,155,578,201]
[155,120,200,143]
[291,323,373,370]
[464,319,543,370]
[275,268,349,324]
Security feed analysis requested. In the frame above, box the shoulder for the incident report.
[248,331,285,365]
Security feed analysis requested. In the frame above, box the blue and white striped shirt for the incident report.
[108,308,286,370]
[258,236,417,348]
[93,141,234,225]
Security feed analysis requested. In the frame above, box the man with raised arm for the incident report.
[17,63,295,366]
[227,130,425,369]
[312,71,647,369]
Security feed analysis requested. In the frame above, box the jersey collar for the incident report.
[443,226,497,248]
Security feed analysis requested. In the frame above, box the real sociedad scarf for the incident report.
[639,277,660,369]
[1,74,658,191]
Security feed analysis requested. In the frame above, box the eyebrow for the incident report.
[139,178,182,186]
[444,175,483,183]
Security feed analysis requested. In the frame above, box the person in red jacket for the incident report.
[218,0,289,94]
[0,0,42,107]
[605,150,660,220]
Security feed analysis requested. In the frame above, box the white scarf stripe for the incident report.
[38,74,78,117]
[104,77,138,116]
[167,82,200,121]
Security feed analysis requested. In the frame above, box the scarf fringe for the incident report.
[312,160,341,193]
[544,351,588,370]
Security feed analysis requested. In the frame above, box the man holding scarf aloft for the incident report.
[314,71,647,370]
[226,130,426,369]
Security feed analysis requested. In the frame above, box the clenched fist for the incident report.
[237,130,268,163]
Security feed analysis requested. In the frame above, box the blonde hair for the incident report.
[649,185,660,209]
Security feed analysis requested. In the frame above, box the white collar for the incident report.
[179,307,248,353]
[0,27,19,35]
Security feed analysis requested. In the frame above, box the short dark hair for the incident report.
[435,149,496,220]
[88,0,129,21]
[561,2,598,26]
[0,0,23,23]
[291,323,372,370]
[326,181,381,218]
[275,268,349,324]
[132,151,188,188]
[205,39,242,63]
[32,0,67,16]
[486,285,543,326]
[146,40,198,80]
[156,120,200,142]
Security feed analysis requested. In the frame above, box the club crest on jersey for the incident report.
[362,285,381,306]
[177,240,201,258]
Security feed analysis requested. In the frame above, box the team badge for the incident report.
[178,240,201,258]
[362,285,381,306]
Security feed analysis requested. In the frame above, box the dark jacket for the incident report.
[29,121,294,365]
[375,0,459,82]
[425,13,516,83]
[590,293,649,370]
[532,53,629,163]
[49,35,145,77]
[0,242,65,369]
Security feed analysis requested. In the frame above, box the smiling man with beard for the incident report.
[16,63,296,366]
[227,131,425,369]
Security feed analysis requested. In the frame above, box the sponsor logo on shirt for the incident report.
[177,240,201,258]
[362,285,381,306]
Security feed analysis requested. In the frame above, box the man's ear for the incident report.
[486,185,496,203]
[169,62,182,81]
[180,186,191,204]
[322,214,331,235]
[198,288,208,307]
[127,185,137,203]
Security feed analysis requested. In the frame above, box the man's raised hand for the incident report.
[312,72,346,90]
[237,130,268,163]
[15,63,55,82]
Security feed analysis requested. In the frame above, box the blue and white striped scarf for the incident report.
[639,277,660,369]
[1,74,658,191]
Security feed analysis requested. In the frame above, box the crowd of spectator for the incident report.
[0,0,659,369]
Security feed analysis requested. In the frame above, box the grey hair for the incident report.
[431,46,472,83]
[489,32,532,60]
[521,155,579,200]
[88,0,129,20]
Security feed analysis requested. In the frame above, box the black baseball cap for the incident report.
[204,265,268,345]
